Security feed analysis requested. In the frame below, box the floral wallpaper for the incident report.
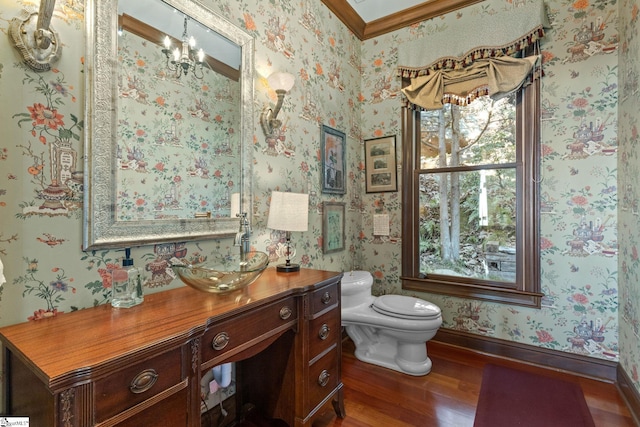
[360,0,637,394]
[116,28,242,220]
[618,0,640,395]
[0,0,638,410]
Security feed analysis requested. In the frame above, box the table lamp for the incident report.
[267,191,309,272]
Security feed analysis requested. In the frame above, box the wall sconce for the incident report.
[260,72,295,138]
[267,191,309,273]
[9,0,61,72]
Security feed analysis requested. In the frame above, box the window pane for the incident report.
[418,168,516,283]
[402,61,540,307]
[419,95,517,169]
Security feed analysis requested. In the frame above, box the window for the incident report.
[401,79,542,307]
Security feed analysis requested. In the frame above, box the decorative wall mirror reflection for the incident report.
[83,0,254,250]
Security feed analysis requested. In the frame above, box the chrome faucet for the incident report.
[235,212,251,259]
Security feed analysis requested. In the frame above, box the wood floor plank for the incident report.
[313,339,636,427]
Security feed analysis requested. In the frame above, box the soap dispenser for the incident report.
[111,248,144,308]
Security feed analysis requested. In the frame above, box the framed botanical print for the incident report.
[321,124,346,194]
[322,202,345,254]
[364,135,397,193]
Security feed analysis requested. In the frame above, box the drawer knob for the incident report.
[212,332,230,350]
[129,369,158,394]
[279,306,292,320]
[321,291,332,305]
[318,370,331,387]
[318,324,330,340]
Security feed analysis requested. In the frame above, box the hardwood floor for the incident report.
[314,339,636,427]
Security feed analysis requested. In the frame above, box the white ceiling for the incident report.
[346,0,430,22]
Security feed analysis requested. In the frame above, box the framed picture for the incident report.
[322,202,345,254]
[364,135,398,193]
[321,124,346,194]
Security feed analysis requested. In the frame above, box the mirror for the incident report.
[83,0,254,250]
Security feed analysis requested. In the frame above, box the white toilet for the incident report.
[341,271,442,376]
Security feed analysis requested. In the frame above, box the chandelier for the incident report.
[161,17,205,79]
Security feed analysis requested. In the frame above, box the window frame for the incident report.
[401,78,542,308]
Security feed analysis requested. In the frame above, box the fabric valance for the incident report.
[402,55,540,110]
[397,0,548,79]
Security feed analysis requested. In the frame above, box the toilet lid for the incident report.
[372,295,441,319]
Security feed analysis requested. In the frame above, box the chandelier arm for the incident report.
[192,61,204,79]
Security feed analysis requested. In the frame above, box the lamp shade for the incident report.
[267,72,295,92]
[267,191,309,232]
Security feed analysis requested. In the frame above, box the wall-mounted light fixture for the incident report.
[161,17,205,79]
[260,72,295,139]
[9,0,61,72]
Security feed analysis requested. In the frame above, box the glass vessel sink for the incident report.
[172,251,269,293]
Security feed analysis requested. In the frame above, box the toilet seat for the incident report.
[372,295,441,320]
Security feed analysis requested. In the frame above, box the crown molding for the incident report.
[321,0,486,40]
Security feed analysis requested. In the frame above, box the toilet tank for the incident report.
[341,271,375,309]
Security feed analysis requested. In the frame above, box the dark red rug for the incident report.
[473,364,595,427]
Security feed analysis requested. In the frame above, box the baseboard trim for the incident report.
[433,328,617,382]
[617,363,640,426]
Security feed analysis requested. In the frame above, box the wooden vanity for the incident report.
[0,268,345,426]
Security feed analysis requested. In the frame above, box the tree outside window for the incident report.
[401,81,542,307]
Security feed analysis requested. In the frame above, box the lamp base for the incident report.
[276,263,300,273]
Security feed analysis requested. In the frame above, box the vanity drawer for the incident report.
[94,347,184,423]
[114,387,189,427]
[307,348,339,411]
[309,308,340,360]
[202,297,297,364]
[309,282,339,315]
